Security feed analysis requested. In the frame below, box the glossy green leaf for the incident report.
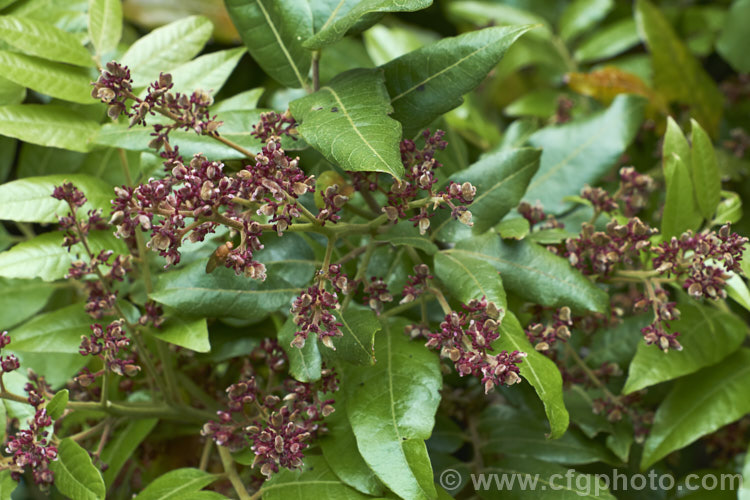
[635,0,724,135]
[0,15,91,66]
[0,470,16,500]
[455,234,609,313]
[0,104,99,152]
[51,438,106,500]
[45,389,69,419]
[717,0,750,73]
[304,0,432,50]
[156,47,246,96]
[88,0,123,56]
[435,250,507,309]
[363,23,436,66]
[225,0,312,89]
[383,25,532,138]
[255,232,317,287]
[290,68,404,178]
[0,174,113,223]
[331,306,381,365]
[574,19,640,63]
[0,51,92,103]
[0,75,25,105]
[447,2,548,32]
[212,88,264,113]
[495,217,530,240]
[479,457,616,499]
[9,303,90,353]
[346,319,441,500]
[452,147,541,234]
[101,419,158,487]
[661,153,702,238]
[0,230,127,281]
[495,312,569,439]
[261,455,373,499]
[663,116,691,169]
[726,271,750,312]
[523,95,645,214]
[150,260,300,321]
[278,316,321,382]
[121,16,213,86]
[153,317,210,353]
[559,0,613,42]
[690,119,722,219]
[641,348,750,469]
[133,468,218,500]
[0,278,55,330]
[623,305,746,394]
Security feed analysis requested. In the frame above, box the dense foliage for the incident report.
[0,0,749,498]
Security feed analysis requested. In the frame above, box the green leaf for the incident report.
[120,16,213,86]
[726,271,750,312]
[454,234,609,313]
[559,0,613,42]
[495,217,530,240]
[0,51,92,103]
[0,15,92,66]
[663,116,691,169]
[435,250,507,309]
[661,152,702,238]
[641,348,750,469]
[51,438,106,500]
[9,303,90,354]
[451,147,541,234]
[0,231,127,281]
[479,456,616,499]
[447,2,548,32]
[45,389,69,420]
[156,47,246,96]
[278,316,321,382]
[0,278,55,330]
[331,306,381,365]
[623,304,746,394]
[0,75,25,106]
[88,0,123,57]
[152,317,210,353]
[0,469,16,500]
[261,455,373,499]
[375,235,438,255]
[304,0,432,50]
[256,232,317,287]
[290,68,404,178]
[101,419,158,487]
[690,119,722,219]
[523,94,645,214]
[150,260,300,321]
[495,312,569,439]
[363,23,437,66]
[717,0,750,73]
[382,25,532,138]
[0,174,113,223]
[574,18,640,63]
[346,318,441,500]
[320,395,384,496]
[225,0,312,89]
[0,104,99,152]
[213,88,264,113]
[635,0,724,135]
[133,468,218,500]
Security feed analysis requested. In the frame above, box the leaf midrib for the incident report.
[255,0,308,89]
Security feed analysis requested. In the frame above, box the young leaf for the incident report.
[434,250,507,310]
[133,468,218,500]
[574,18,640,63]
[8,303,91,354]
[290,68,404,178]
[641,348,750,469]
[260,455,373,499]
[454,234,609,314]
[0,15,92,66]
[152,317,210,353]
[51,438,106,500]
[383,25,533,138]
[0,51,92,103]
[225,0,312,89]
[153,47,246,97]
[558,0,613,42]
[331,306,381,365]
[101,419,158,487]
[523,94,645,214]
[120,16,213,86]
[45,389,69,420]
[623,305,746,394]
[690,119,722,219]
[0,173,113,223]
[635,0,724,135]
[661,153,702,238]
[278,316,322,383]
[717,0,750,73]
[494,312,569,439]
[304,0,432,50]
[0,104,99,152]
[0,278,55,330]
[663,116,691,169]
[88,0,123,57]
[346,318,441,500]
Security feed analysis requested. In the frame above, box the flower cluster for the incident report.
[401,264,432,304]
[517,201,563,229]
[290,287,342,349]
[78,320,140,381]
[616,166,654,217]
[425,299,524,393]
[251,111,296,142]
[634,287,683,351]
[524,306,573,352]
[90,61,133,121]
[0,331,18,375]
[363,277,393,315]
